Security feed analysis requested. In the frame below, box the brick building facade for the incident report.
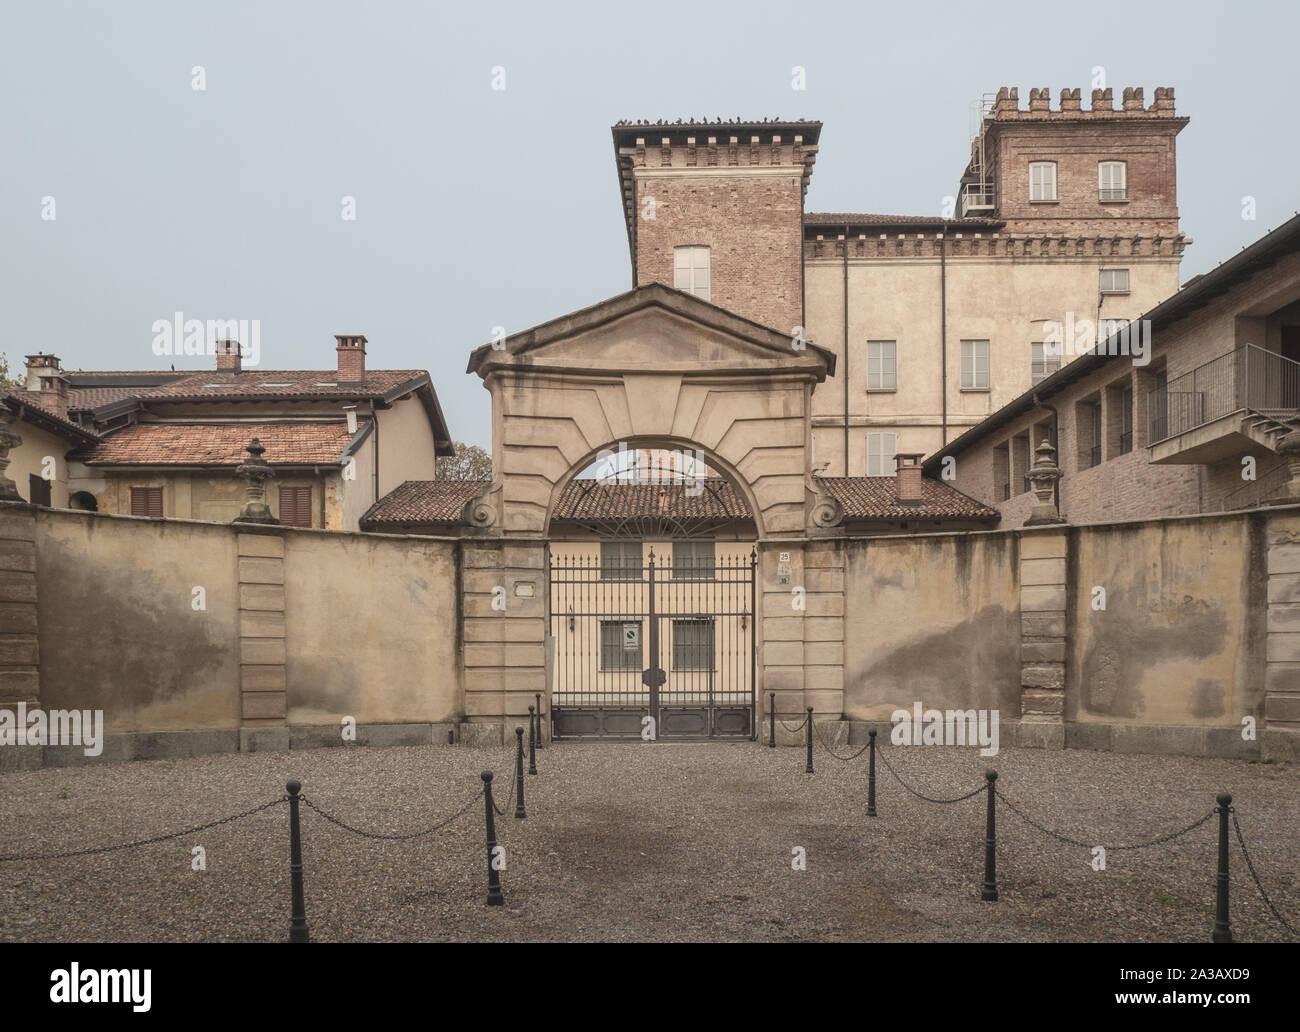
[614,86,1190,478]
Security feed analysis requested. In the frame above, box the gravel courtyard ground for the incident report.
[0,738,1296,942]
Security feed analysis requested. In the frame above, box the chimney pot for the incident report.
[24,353,61,392]
[335,334,367,383]
[894,452,925,505]
[215,339,242,373]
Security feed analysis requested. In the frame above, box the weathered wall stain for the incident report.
[35,518,238,729]
[847,603,1021,714]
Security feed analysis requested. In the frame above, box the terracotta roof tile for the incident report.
[80,421,364,466]
[136,369,428,400]
[361,476,998,527]
[820,477,998,520]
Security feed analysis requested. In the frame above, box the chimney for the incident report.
[24,353,61,392]
[216,339,242,373]
[894,453,925,506]
[335,334,367,383]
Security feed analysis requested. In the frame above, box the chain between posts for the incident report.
[301,788,485,841]
[873,747,989,804]
[492,744,520,817]
[1231,810,1298,938]
[812,720,872,761]
[0,797,289,862]
[993,788,1215,851]
[777,716,809,734]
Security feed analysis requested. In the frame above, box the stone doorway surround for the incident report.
[457,284,846,743]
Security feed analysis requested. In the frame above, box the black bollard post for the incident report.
[535,692,544,749]
[482,771,504,906]
[286,780,310,943]
[981,770,998,902]
[805,706,814,774]
[866,730,878,817]
[514,727,527,819]
[1212,792,1232,943]
[769,692,776,749]
[528,706,538,775]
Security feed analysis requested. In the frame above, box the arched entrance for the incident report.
[545,445,759,739]
[458,283,839,741]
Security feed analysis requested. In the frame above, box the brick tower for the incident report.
[612,119,821,335]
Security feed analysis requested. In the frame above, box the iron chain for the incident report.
[301,788,484,841]
[0,797,288,862]
[1231,810,1297,938]
[995,788,1215,851]
[777,717,809,734]
[812,720,872,762]
[875,748,988,804]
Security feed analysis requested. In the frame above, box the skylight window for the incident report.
[261,382,295,387]
[314,381,338,387]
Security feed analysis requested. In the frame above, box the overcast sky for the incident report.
[2,0,1296,448]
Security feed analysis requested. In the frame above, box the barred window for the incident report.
[600,540,643,580]
[600,621,643,671]
[672,539,715,580]
[672,618,715,672]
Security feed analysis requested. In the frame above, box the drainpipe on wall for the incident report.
[940,222,948,447]
[843,223,850,476]
[370,400,380,504]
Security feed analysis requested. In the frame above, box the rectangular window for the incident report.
[1012,435,1031,495]
[672,539,715,580]
[600,620,643,671]
[130,486,163,518]
[1099,161,1127,201]
[673,245,711,302]
[672,619,715,672]
[866,340,897,391]
[866,432,898,477]
[278,486,313,528]
[28,474,51,507]
[1030,342,1060,385]
[1100,268,1130,294]
[600,540,643,580]
[1119,385,1134,454]
[1083,401,1103,467]
[993,444,1010,501]
[1029,162,1057,201]
[961,339,990,390]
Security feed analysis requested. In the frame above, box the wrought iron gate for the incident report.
[548,547,756,740]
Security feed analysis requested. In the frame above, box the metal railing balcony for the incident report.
[1147,344,1300,444]
[959,183,995,216]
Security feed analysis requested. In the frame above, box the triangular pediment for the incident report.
[467,284,833,381]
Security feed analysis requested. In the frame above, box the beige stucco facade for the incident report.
[803,244,1181,476]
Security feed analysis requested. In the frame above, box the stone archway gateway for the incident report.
[458,283,847,740]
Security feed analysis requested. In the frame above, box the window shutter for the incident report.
[278,487,312,528]
[130,487,162,517]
